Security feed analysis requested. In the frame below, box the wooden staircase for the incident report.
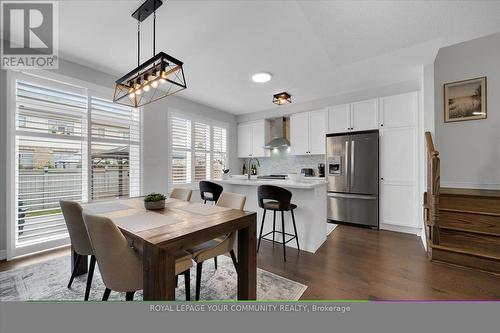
[423,133,500,274]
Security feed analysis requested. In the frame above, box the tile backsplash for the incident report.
[238,149,325,176]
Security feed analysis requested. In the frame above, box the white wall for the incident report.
[237,79,421,123]
[142,97,238,195]
[434,33,500,189]
[0,70,7,257]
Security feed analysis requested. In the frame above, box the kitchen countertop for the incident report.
[214,177,327,189]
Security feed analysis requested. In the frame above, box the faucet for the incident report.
[247,157,260,180]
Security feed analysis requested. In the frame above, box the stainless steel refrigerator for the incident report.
[326,130,379,228]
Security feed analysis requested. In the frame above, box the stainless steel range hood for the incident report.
[264,117,290,149]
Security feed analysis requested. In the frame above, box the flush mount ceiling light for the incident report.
[251,72,272,83]
[273,92,292,105]
[113,0,187,108]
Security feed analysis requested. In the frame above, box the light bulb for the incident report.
[136,88,142,95]
[151,80,159,88]
[159,78,166,83]
[128,92,136,100]
[161,71,167,79]
[143,84,150,92]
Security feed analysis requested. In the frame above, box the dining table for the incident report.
[77,197,257,301]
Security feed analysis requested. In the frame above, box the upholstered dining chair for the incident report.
[199,181,223,204]
[82,213,193,301]
[187,192,246,300]
[60,200,96,301]
[170,188,193,201]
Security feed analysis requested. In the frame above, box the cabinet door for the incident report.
[290,112,310,155]
[379,92,417,129]
[237,123,253,158]
[309,109,327,154]
[251,120,268,157]
[380,184,417,228]
[328,104,351,133]
[351,99,378,131]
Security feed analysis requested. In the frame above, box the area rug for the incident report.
[0,255,307,301]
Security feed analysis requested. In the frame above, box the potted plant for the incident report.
[144,193,166,210]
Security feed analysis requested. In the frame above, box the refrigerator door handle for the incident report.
[350,140,355,188]
[328,192,377,200]
[345,140,349,181]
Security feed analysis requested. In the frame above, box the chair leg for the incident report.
[102,288,111,301]
[273,211,276,242]
[204,200,207,204]
[67,253,83,288]
[291,209,300,251]
[281,211,286,262]
[184,269,191,301]
[125,291,135,301]
[257,209,267,253]
[230,250,238,270]
[214,256,218,270]
[84,255,96,301]
[195,262,203,301]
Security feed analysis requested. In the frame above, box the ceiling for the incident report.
[56,0,500,114]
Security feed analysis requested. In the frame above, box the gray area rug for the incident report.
[0,255,307,301]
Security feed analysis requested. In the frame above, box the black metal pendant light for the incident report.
[113,0,186,108]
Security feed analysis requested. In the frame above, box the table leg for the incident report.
[143,243,176,300]
[237,216,257,300]
[71,246,87,277]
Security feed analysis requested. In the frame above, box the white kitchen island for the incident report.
[213,177,328,253]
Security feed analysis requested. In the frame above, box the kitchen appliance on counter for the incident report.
[257,174,288,180]
[318,163,325,177]
[326,130,379,228]
[301,168,314,177]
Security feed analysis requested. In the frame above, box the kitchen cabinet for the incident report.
[290,109,327,155]
[328,99,378,134]
[237,120,268,158]
[379,92,419,231]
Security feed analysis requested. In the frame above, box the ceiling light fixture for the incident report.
[273,92,292,105]
[113,0,187,108]
[252,72,272,83]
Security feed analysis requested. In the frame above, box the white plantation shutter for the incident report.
[212,126,227,180]
[15,81,87,247]
[90,97,140,200]
[194,122,211,181]
[171,116,192,184]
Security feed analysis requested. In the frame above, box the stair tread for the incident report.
[441,188,500,198]
[439,225,500,237]
[440,208,500,217]
[432,244,500,262]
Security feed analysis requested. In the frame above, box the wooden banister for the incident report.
[424,132,441,247]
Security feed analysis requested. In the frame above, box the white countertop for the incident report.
[214,177,327,189]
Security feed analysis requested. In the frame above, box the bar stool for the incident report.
[199,181,223,204]
[257,185,300,262]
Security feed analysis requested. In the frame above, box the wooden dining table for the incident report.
[78,197,257,301]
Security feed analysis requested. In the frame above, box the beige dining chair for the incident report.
[82,213,193,301]
[187,192,246,300]
[60,200,96,301]
[170,188,193,201]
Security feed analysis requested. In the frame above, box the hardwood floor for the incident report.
[2,225,500,300]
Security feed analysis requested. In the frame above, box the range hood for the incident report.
[264,117,290,149]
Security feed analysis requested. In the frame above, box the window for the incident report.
[90,97,140,200]
[169,113,228,186]
[10,74,142,258]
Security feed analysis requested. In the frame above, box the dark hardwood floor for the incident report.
[2,225,500,300]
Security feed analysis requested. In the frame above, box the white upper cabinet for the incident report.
[328,104,350,133]
[290,109,327,155]
[328,99,378,134]
[379,92,418,129]
[237,120,268,158]
[351,99,378,131]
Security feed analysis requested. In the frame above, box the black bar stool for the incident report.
[257,185,300,262]
[199,181,223,204]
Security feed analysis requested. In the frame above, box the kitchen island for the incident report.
[213,177,328,253]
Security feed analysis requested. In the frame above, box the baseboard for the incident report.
[0,249,6,260]
[441,181,500,190]
[380,223,421,235]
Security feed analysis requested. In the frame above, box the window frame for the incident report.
[168,110,229,191]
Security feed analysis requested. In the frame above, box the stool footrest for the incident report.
[261,230,298,245]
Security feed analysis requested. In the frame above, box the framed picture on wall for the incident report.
[444,76,487,123]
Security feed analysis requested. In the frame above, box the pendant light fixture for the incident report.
[113,0,187,108]
[273,92,292,105]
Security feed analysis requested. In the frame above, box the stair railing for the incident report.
[424,132,440,249]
